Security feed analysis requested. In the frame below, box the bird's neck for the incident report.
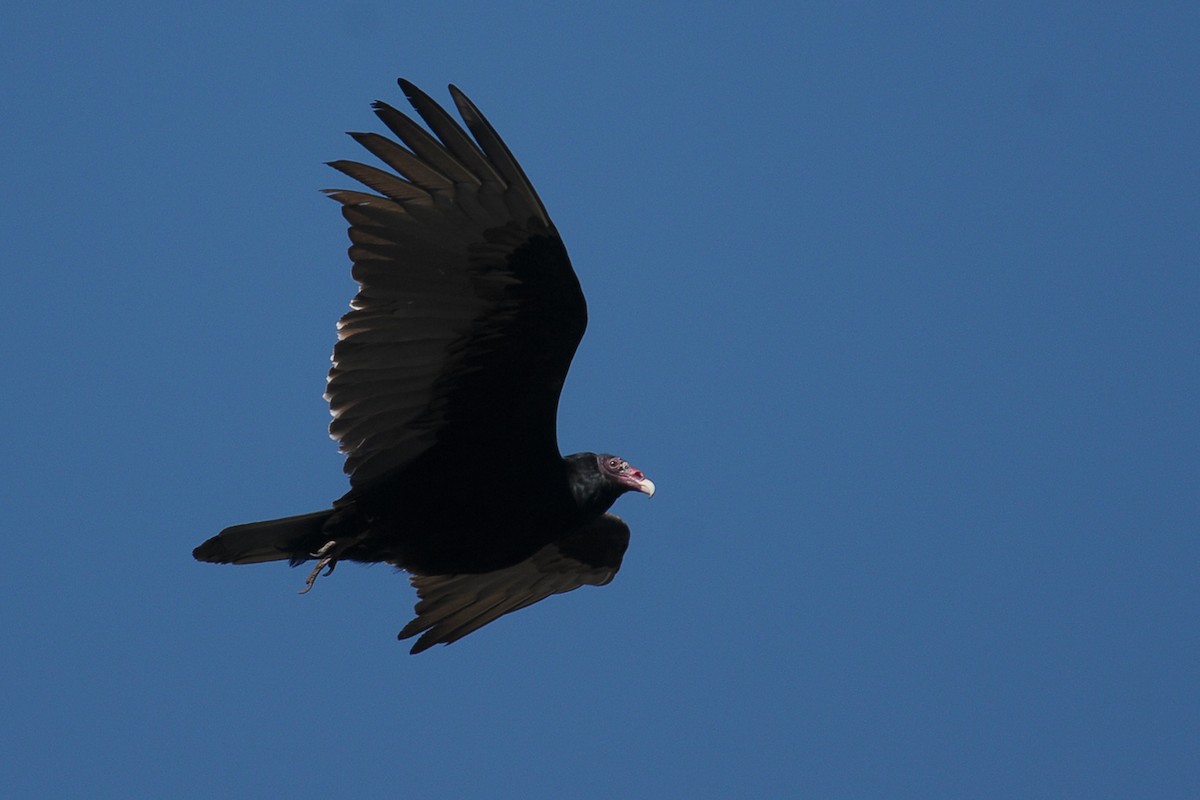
[563,452,622,517]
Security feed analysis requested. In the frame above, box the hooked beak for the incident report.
[628,469,655,498]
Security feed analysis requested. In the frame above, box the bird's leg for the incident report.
[297,539,345,595]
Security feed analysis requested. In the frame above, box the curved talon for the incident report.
[298,558,331,594]
[297,540,348,594]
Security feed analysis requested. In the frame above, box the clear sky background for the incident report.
[2,2,1197,798]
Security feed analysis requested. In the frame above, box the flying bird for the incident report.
[193,79,654,654]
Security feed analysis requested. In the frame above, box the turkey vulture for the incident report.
[193,79,654,654]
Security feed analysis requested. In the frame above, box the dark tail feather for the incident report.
[193,509,334,566]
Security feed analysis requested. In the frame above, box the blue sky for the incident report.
[2,2,1197,797]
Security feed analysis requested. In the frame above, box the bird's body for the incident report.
[193,80,652,653]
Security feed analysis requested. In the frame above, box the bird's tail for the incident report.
[193,509,334,566]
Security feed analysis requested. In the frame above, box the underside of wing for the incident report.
[398,514,631,654]
[324,81,588,488]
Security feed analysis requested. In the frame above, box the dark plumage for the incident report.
[193,79,653,653]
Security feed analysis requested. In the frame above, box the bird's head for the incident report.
[598,453,655,498]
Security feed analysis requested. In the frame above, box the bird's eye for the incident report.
[608,459,620,469]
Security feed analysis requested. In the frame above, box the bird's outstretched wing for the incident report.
[398,514,631,654]
[324,81,587,488]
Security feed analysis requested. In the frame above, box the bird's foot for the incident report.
[297,539,346,595]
